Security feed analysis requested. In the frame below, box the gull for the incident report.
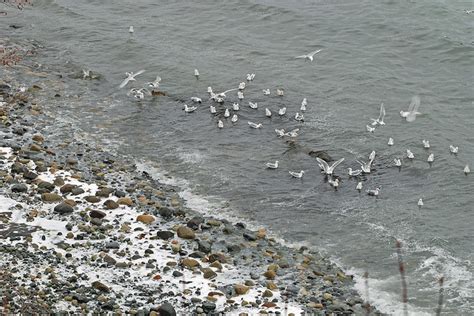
[82,69,91,79]
[275,129,285,137]
[129,26,134,33]
[263,89,270,95]
[216,88,238,98]
[394,158,402,167]
[147,76,162,89]
[417,198,424,208]
[427,153,434,163]
[371,103,386,126]
[239,82,246,90]
[328,177,340,189]
[422,140,430,149]
[301,98,308,112]
[366,125,376,133]
[276,89,284,96]
[356,182,363,191]
[285,128,299,137]
[215,97,225,104]
[265,161,279,169]
[265,108,272,118]
[218,120,224,129]
[233,103,240,111]
[127,88,151,100]
[464,165,470,175]
[449,145,458,154]
[224,109,230,118]
[119,69,146,88]
[278,107,287,116]
[388,138,394,146]
[316,157,345,176]
[248,121,262,129]
[231,114,238,123]
[207,86,213,94]
[357,151,376,173]
[348,168,362,177]
[210,105,217,114]
[289,170,305,178]
[249,102,258,109]
[295,49,322,62]
[191,97,202,103]
[406,149,415,159]
[238,91,244,100]
[295,112,304,122]
[194,69,200,79]
[400,95,421,122]
[246,73,256,81]
[366,187,380,196]
[184,104,197,113]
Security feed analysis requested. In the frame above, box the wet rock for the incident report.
[89,210,106,219]
[158,207,174,219]
[11,162,27,174]
[187,216,203,230]
[156,231,174,240]
[41,193,63,202]
[117,197,133,206]
[32,134,44,143]
[234,284,249,295]
[90,218,102,226]
[37,181,55,192]
[201,268,217,279]
[243,232,257,241]
[137,214,155,224]
[103,200,119,209]
[262,289,273,297]
[96,187,114,197]
[177,226,195,239]
[11,183,28,193]
[106,241,120,249]
[85,196,101,203]
[197,240,212,253]
[202,302,216,312]
[103,254,117,265]
[23,170,38,180]
[208,253,226,263]
[157,302,176,316]
[172,271,183,277]
[30,144,42,152]
[54,202,73,215]
[114,190,126,198]
[264,270,276,280]
[92,281,110,293]
[71,187,85,195]
[60,184,76,194]
[181,258,200,269]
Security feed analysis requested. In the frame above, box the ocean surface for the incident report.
[2,0,473,314]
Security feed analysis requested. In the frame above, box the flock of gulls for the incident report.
[111,42,470,207]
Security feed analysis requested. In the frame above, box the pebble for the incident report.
[11,183,28,193]
[177,226,195,239]
[103,199,119,209]
[53,202,73,215]
[136,214,155,224]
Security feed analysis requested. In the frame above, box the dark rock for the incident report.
[96,187,114,197]
[172,271,183,277]
[114,190,126,198]
[103,254,117,265]
[89,210,106,219]
[201,268,217,279]
[308,150,332,162]
[235,222,246,229]
[90,218,102,226]
[227,244,242,253]
[60,184,76,194]
[156,231,174,240]
[23,170,37,180]
[208,253,226,263]
[11,162,26,174]
[243,232,257,241]
[37,181,55,192]
[11,183,28,193]
[158,207,174,219]
[189,251,206,259]
[103,200,119,209]
[92,281,110,293]
[187,216,204,230]
[202,302,216,312]
[197,240,212,253]
[85,196,101,203]
[71,187,85,195]
[105,241,120,249]
[157,302,176,316]
[54,202,73,215]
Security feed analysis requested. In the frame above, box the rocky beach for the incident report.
[0,39,381,315]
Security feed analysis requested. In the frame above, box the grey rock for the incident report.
[156,231,174,240]
[157,302,176,316]
[197,240,212,253]
[11,183,28,193]
[54,202,73,215]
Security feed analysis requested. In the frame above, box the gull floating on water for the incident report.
[357,151,376,173]
[127,88,151,100]
[207,86,213,94]
[449,145,458,154]
[265,108,272,118]
[216,88,238,98]
[239,82,246,90]
[278,107,287,116]
[356,182,363,191]
[348,168,362,177]
[249,102,258,109]
[275,128,285,137]
[184,104,197,113]
[263,89,270,95]
[406,149,415,159]
[394,158,402,167]
[464,164,470,175]
[285,128,299,137]
[119,69,146,88]
[295,49,322,62]
[367,187,380,196]
[295,112,304,122]
[371,103,386,126]
[238,91,244,100]
[210,105,217,114]
[129,26,134,33]
[82,69,91,80]
[246,73,256,81]
[328,177,340,189]
[233,103,240,111]
[400,95,421,122]
[248,121,262,129]
[316,157,345,176]
[191,97,202,103]
[301,98,307,112]
[422,139,430,149]
[289,170,305,178]
[388,137,394,146]
[194,69,200,79]
[427,153,434,163]
[276,89,284,96]
[418,198,424,207]
[224,109,230,118]
[366,125,376,133]
[231,114,238,123]
[266,160,279,169]
[218,120,224,129]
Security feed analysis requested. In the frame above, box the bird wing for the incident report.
[315,157,329,173]
[119,78,131,88]
[295,55,308,59]
[308,49,322,57]
[328,158,345,173]
[220,88,238,94]
[369,150,376,162]
[378,103,386,120]
[155,76,161,83]
[134,69,146,77]
[408,95,420,112]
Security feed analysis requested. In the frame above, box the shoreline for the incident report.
[0,40,379,315]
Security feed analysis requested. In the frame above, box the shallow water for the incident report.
[3,0,474,314]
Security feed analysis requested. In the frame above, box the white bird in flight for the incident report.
[119,69,146,88]
[388,137,394,146]
[285,128,299,138]
[246,73,256,81]
[295,49,322,62]
[371,103,386,126]
[278,107,287,116]
[249,102,258,109]
[147,76,162,89]
[394,158,402,167]
[275,129,285,137]
[248,121,262,129]
[316,157,345,176]
[265,161,279,169]
[357,151,376,173]
[276,89,285,96]
[289,170,305,178]
[239,82,246,90]
[400,95,421,122]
